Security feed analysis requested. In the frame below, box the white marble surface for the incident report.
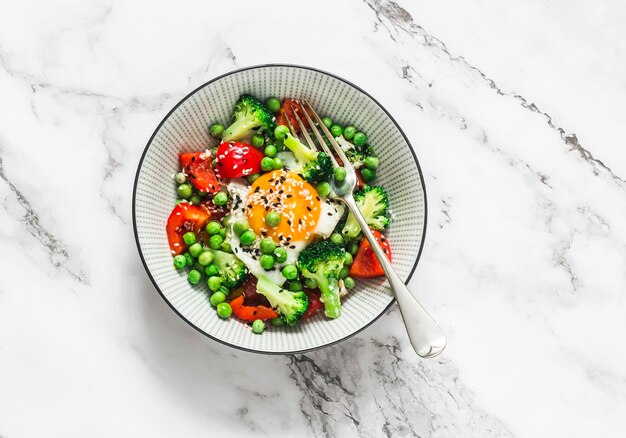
[1,0,625,436]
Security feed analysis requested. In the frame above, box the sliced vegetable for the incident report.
[179,152,220,193]
[349,230,392,278]
[214,141,265,179]
[166,203,210,255]
[275,98,313,133]
[229,294,278,321]
[302,290,322,320]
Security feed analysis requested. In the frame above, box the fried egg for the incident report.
[226,170,344,285]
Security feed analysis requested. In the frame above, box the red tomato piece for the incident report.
[214,141,265,179]
[229,294,278,321]
[179,152,220,193]
[275,98,313,133]
[302,289,322,320]
[166,203,210,255]
[349,230,392,278]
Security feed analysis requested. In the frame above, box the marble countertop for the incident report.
[1,0,625,436]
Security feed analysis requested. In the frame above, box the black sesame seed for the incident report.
[306,206,312,211]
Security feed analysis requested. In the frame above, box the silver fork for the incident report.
[285,100,447,359]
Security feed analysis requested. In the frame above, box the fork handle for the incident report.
[342,195,447,358]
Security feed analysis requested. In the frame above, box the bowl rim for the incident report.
[132,63,428,355]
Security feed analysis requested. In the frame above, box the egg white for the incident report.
[226,179,345,286]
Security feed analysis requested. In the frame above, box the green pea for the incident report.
[344,277,356,289]
[260,254,275,270]
[174,172,186,184]
[177,184,192,199]
[265,211,281,228]
[316,182,331,197]
[288,280,303,292]
[240,230,256,246]
[348,242,359,255]
[189,194,201,205]
[252,134,265,148]
[189,242,203,257]
[330,125,343,137]
[213,192,228,206]
[361,168,376,182]
[334,167,347,182]
[261,157,275,172]
[247,173,261,184]
[274,125,290,141]
[353,132,367,146]
[208,275,222,291]
[198,190,207,197]
[330,233,343,245]
[322,117,333,129]
[205,264,219,277]
[260,238,277,255]
[233,220,248,236]
[184,252,194,267]
[271,317,284,326]
[216,302,232,318]
[209,234,223,249]
[273,247,288,263]
[344,252,353,265]
[211,159,217,168]
[205,221,221,235]
[266,97,281,114]
[183,232,196,245]
[264,145,277,157]
[272,157,284,170]
[198,250,214,266]
[339,266,349,279]
[193,261,204,272]
[281,264,298,280]
[219,228,226,239]
[364,156,379,170]
[221,240,232,253]
[343,126,356,140]
[173,255,187,269]
[187,269,202,285]
[210,290,226,307]
[209,123,224,138]
[304,278,318,289]
[251,319,266,334]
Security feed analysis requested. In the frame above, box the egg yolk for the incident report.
[246,170,321,243]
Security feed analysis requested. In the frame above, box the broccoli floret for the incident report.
[337,136,366,169]
[222,95,276,142]
[297,240,346,319]
[210,250,248,289]
[256,275,310,325]
[283,133,333,183]
[341,186,391,238]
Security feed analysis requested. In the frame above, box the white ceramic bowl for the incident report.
[133,65,427,354]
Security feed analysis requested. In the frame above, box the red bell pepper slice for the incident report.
[166,203,210,255]
[214,141,265,179]
[179,152,220,193]
[349,230,392,278]
[229,294,278,321]
[275,98,313,133]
